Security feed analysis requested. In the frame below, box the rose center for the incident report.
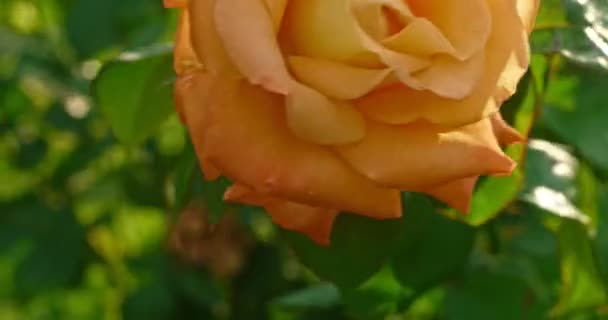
[381,6,407,37]
[353,2,413,41]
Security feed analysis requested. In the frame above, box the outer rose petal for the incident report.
[424,177,478,214]
[174,73,221,180]
[263,0,288,32]
[173,10,203,76]
[490,113,525,146]
[225,184,338,245]
[335,119,515,191]
[181,74,402,219]
[214,0,292,94]
[188,0,236,75]
[516,0,541,33]
[164,0,187,8]
[356,0,531,127]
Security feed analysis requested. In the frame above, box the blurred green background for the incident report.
[1,0,608,319]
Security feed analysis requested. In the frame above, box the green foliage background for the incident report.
[1,0,608,319]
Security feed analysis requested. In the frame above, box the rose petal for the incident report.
[174,73,221,180]
[164,0,187,8]
[424,176,478,214]
[352,0,413,40]
[288,56,391,100]
[286,81,367,145]
[173,9,203,76]
[214,0,291,94]
[383,18,458,57]
[356,0,530,126]
[516,0,541,33]
[183,75,401,219]
[188,0,236,74]
[335,118,516,191]
[263,0,288,32]
[355,84,497,126]
[356,20,478,99]
[412,51,486,99]
[284,0,431,86]
[284,0,375,63]
[490,113,525,146]
[407,0,491,60]
[225,184,338,245]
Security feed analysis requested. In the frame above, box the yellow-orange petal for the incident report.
[356,0,530,127]
[263,0,288,32]
[412,51,485,100]
[352,0,413,40]
[490,113,525,146]
[183,75,402,219]
[335,118,515,191]
[424,176,478,214]
[285,81,366,145]
[407,0,491,60]
[383,18,457,57]
[188,0,236,75]
[224,184,338,246]
[288,56,391,100]
[173,9,203,76]
[174,73,221,180]
[516,0,541,33]
[285,0,371,62]
[214,0,291,94]
[164,0,187,8]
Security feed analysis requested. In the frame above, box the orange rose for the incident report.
[165,0,539,245]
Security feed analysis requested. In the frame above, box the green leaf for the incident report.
[198,177,232,224]
[542,61,608,173]
[272,283,341,310]
[93,44,175,145]
[551,220,607,317]
[560,0,608,70]
[176,268,223,308]
[341,267,411,320]
[520,139,588,223]
[597,185,608,278]
[391,193,475,292]
[284,213,404,289]
[123,280,176,320]
[444,271,536,320]
[171,137,231,223]
[172,138,198,214]
[14,208,90,296]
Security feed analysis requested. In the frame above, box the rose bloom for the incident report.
[165,0,539,245]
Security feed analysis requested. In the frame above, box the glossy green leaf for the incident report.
[93,45,175,145]
[342,267,411,320]
[284,213,403,289]
[520,139,588,223]
[542,61,608,173]
[172,138,198,214]
[392,193,475,292]
[444,271,537,320]
[272,283,341,309]
[551,220,607,317]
